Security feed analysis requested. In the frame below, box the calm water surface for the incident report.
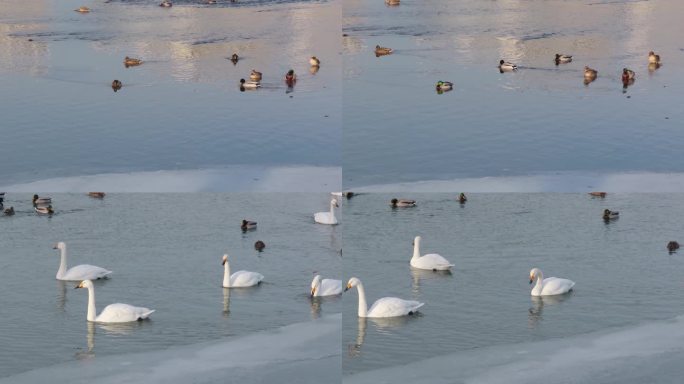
[0,193,341,378]
[343,0,684,187]
[0,0,340,186]
[342,193,684,378]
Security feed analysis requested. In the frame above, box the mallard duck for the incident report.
[603,209,619,220]
[309,56,321,66]
[241,219,257,230]
[3,207,14,216]
[33,195,52,206]
[88,192,106,199]
[622,68,635,82]
[555,54,572,64]
[239,78,260,89]
[124,56,142,66]
[231,53,239,63]
[584,66,598,79]
[498,60,517,71]
[375,45,393,56]
[667,241,680,253]
[458,193,467,203]
[160,1,172,7]
[284,69,296,83]
[648,51,660,64]
[385,0,400,5]
[111,80,122,92]
[75,6,91,13]
[249,70,262,81]
[588,192,606,198]
[435,81,453,91]
[254,240,266,252]
[390,198,416,208]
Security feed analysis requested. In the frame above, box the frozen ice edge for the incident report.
[0,166,341,193]
[344,315,684,384]
[2,314,341,384]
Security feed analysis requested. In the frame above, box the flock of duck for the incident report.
[0,192,105,217]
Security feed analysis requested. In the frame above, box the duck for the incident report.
[555,54,572,64]
[648,51,661,64]
[75,6,91,13]
[385,0,400,5]
[123,56,142,66]
[222,254,264,288]
[207,0,217,3]
[311,275,343,297]
[390,198,416,208]
[111,80,122,92]
[230,53,239,63]
[374,45,393,56]
[435,81,453,91]
[249,70,262,81]
[88,192,106,199]
[345,277,424,318]
[53,242,112,281]
[254,240,266,252]
[3,207,14,216]
[33,194,52,206]
[622,68,635,83]
[314,198,339,225]
[284,69,297,83]
[239,78,260,89]
[588,192,606,198]
[160,1,173,7]
[458,193,467,203]
[410,236,454,271]
[75,280,154,323]
[498,60,517,71]
[584,66,598,79]
[35,206,54,215]
[603,208,619,220]
[667,241,680,253]
[241,219,257,230]
[529,268,575,296]
[309,56,321,66]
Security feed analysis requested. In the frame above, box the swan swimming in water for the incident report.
[345,277,424,318]
[75,280,154,323]
[529,268,575,296]
[410,236,454,271]
[222,254,264,288]
[53,242,112,281]
[311,275,343,297]
[314,198,339,225]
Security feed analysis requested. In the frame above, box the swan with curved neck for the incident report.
[529,268,575,296]
[314,198,339,225]
[75,280,154,323]
[53,242,112,281]
[410,236,454,271]
[311,275,343,297]
[345,277,424,318]
[222,254,264,288]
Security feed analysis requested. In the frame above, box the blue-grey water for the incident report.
[343,0,684,188]
[0,0,340,187]
[342,193,684,382]
[0,193,341,378]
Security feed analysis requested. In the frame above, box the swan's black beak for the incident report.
[222,260,226,265]
[74,284,81,289]
[529,279,533,285]
[344,287,350,292]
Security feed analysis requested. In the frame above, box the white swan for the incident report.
[222,254,264,288]
[311,275,343,297]
[314,198,339,225]
[345,277,424,318]
[53,242,112,281]
[410,236,454,271]
[529,267,575,296]
[75,280,154,323]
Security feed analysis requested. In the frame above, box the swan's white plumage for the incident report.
[529,268,575,296]
[314,198,338,225]
[76,280,154,323]
[222,254,264,288]
[311,275,343,297]
[346,277,424,318]
[410,236,454,271]
[54,242,112,281]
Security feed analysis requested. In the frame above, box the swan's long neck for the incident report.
[223,261,231,287]
[57,246,68,278]
[533,271,544,293]
[330,202,336,219]
[85,284,97,322]
[355,282,368,317]
[412,239,421,261]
